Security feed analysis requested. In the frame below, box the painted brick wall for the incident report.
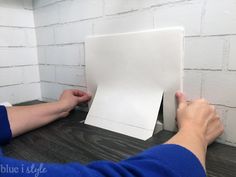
[33,0,236,146]
[0,0,41,104]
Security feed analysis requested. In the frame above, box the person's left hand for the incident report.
[58,89,92,117]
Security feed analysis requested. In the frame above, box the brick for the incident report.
[202,0,236,35]
[0,27,27,46]
[104,0,184,15]
[184,37,224,70]
[23,83,41,102]
[54,21,92,44]
[41,82,62,100]
[35,26,55,45]
[0,67,23,86]
[23,0,33,10]
[144,0,184,7]
[59,0,103,23]
[55,66,86,86]
[37,46,46,64]
[44,45,81,65]
[34,4,59,27]
[228,36,236,70]
[0,47,37,67]
[183,71,202,100]
[25,28,37,46]
[94,11,154,35]
[104,0,141,15]
[80,44,85,66]
[0,0,24,9]
[154,1,202,36]
[23,65,40,83]
[0,83,41,104]
[202,72,236,107]
[0,7,34,27]
[39,65,56,82]
[33,0,60,9]
[225,109,236,143]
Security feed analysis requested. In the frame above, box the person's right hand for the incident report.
[175,92,224,146]
[58,89,91,117]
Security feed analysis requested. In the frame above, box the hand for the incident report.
[176,92,224,146]
[58,89,91,117]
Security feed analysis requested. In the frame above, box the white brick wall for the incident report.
[144,0,185,7]
[34,0,94,102]
[23,65,40,83]
[0,0,41,104]
[35,26,55,45]
[154,1,203,36]
[103,0,184,15]
[104,0,141,15]
[202,72,236,107]
[0,28,27,46]
[0,6,34,27]
[94,11,154,35]
[33,0,60,9]
[54,21,93,44]
[32,0,236,146]
[0,67,23,86]
[34,4,59,27]
[55,66,86,86]
[0,83,41,104]
[184,37,225,70]
[58,0,103,23]
[25,28,37,46]
[41,82,62,100]
[39,65,56,82]
[183,70,202,100]
[202,0,236,35]
[42,45,83,65]
[0,47,37,67]
[0,0,32,10]
[229,36,236,70]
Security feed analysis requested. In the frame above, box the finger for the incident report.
[206,116,220,132]
[206,121,224,145]
[71,89,88,97]
[77,93,92,103]
[176,91,187,110]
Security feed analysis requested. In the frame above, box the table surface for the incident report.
[2,101,236,177]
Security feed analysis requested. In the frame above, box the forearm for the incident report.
[165,128,207,170]
[7,102,67,137]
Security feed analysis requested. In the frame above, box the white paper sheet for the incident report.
[86,84,163,140]
[85,28,184,140]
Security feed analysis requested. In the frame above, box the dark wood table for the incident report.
[2,101,236,177]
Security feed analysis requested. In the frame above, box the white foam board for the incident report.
[85,28,184,140]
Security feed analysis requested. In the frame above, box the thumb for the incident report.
[176,91,187,110]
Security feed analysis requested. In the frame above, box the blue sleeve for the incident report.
[0,144,206,177]
[0,106,12,145]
